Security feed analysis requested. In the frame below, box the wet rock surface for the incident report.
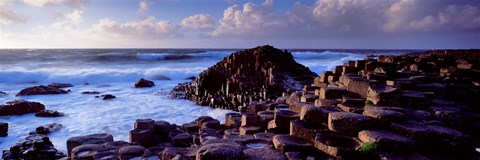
[2,135,66,160]
[0,100,45,116]
[134,78,156,88]
[35,110,64,117]
[16,85,69,96]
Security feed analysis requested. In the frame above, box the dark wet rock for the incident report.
[152,75,172,81]
[130,129,153,147]
[171,45,317,110]
[16,85,68,96]
[66,133,114,157]
[243,148,287,160]
[35,110,64,117]
[29,123,63,135]
[47,83,73,88]
[117,145,146,160]
[70,144,105,160]
[171,133,192,147]
[81,91,100,94]
[0,91,6,95]
[2,135,65,160]
[0,100,45,116]
[0,122,7,137]
[196,142,245,160]
[272,135,313,153]
[97,94,116,100]
[186,76,196,81]
[134,78,156,88]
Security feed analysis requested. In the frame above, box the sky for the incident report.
[0,0,479,49]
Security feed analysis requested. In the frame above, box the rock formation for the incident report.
[16,85,69,96]
[172,45,317,111]
[0,100,45,116]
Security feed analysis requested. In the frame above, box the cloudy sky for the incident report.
[1,0,479,49]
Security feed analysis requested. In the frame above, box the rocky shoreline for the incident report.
[2,46,480,159]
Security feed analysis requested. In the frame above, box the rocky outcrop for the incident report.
[16,85,68,96]
[0,100,45,116]
[171,45,317,110]
[0,122,7,137]
[134,78,155,88]
[29,123,63,135]
[2,135,65,160]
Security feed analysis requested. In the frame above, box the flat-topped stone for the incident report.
[363,109,405,125]
[328,112,372,136]
[243,148,287,160]
[300,104,338,125]
[272,135,313,153]
[290,120,327,140]
[367,84,401,105]
[358,129,415,153]
[314,131,362,158]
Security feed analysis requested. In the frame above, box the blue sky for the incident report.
[1,0,479,49]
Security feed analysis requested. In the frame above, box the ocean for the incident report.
[0,48,414,152]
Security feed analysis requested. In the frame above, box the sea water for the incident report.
[0,48,407,152]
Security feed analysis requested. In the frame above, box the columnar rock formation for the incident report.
[172,45,317,111]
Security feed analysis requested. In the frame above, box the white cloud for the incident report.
[138,0,149,13]
[91,16,181,39]
[181,14,214,30]
[383,0,480,32]
[212,0,284,38]
[50,9,83,29]
[0,0,27,25]
[22,0,87,9]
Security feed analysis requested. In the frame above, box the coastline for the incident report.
[1,47,479,159]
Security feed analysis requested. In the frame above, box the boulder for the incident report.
[257,111,274,128]
[66,133,114,157]
[117,145,146,160]
[367,84,401,105]
[225,113,242,129]
[290,120,327,140]
[243,148,287,160]
[81,91,100,94]
[300,105,337,125]
[162,147,189,160]
[29,123,62,135]
[0,100,45,116]
[319,87,346,99]
[314,99,339,107]
[0,122,7,137]
[135,118,155,130]
[314,131,362,158]
[35,110,64,117]
[344,77,370,98]
[274,110,300,133]
[241,113,259,127]
[16,85,68,96]
[2,135,65,160]
[362,109,405,125]
[134,78,155,88]
[328,112,373,136]
[239,126,263,135]
[272,135,313,153]
[70,144,105,160]
[171,133,192,147]
[47,83,73,88]
[253,132,276,143]
[196,143,244,160]
[358,129,415,153]
[99,94,116,100]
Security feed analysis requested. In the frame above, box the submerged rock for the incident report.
[47,83,73,88]
[16,85,68,96]
[0,100,45,116]
[171,45,317,110]
[35,110,64,117]
[29,123,63,135]
[0,122,7,137]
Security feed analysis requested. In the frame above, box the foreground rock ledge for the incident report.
[171,45,317,111]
